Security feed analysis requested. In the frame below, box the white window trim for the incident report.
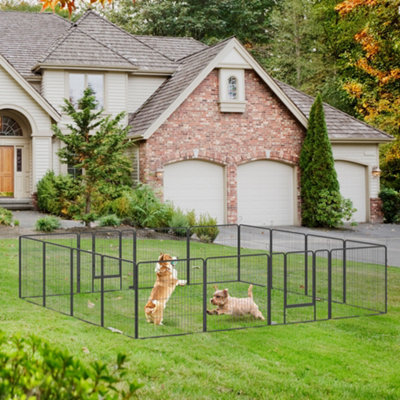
[218,69,246,113]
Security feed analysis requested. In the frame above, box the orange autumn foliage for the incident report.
[39,0,130,15]
[335,0,377,16]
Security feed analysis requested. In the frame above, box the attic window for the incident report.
[0,116,23,136]
[228,76,238,99]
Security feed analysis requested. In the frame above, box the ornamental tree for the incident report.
[299,94,354,227]
[53,87,133,226]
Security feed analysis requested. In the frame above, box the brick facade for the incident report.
[370,198,384,223]
[138,68,383,224]
[139,69,304,224]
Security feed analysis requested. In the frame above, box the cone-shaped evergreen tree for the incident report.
[300,94,340,227]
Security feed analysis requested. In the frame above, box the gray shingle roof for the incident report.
[129,39,231,137]
[37,26,136,70]
[0,11,70,77]
[75,11,178,71]
[276,81,393,142]
[133,35,208,61]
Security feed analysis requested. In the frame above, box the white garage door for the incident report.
[237,161,295,226]
[164,160,225,223]
[335,161,367,222]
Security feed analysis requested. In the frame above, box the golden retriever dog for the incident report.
[144,253,187,325]
[207,285,265,320]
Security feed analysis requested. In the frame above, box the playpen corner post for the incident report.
[42,241,46,308]
[186,228,191,285]
[328,251,332,319]
[119,230,122,290]
[343,240,347,304]
[237,225,241,282]
[203,259,207,333]
[385,245,388,314]
[134,260,139,339]
[283,253,287,324]
[91,232,96,293]
[267,254,272,326]
[304,235,308,296]
[100,255,104,328]
[70,248,74,317]
[312,251,316,321]
[18,236,22,298]
[77,233,81,294]
[269,229,273,288]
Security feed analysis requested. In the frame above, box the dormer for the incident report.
[218,47,250,113]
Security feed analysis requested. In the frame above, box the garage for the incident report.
[237,160,295,226]
[335,161,367,223]
[163,160,225,223]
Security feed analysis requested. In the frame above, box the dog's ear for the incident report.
[213,285,218,291]
[222,289,228,297]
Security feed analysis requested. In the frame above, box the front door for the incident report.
[0,146,14,196]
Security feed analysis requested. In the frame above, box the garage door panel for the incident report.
[164,160,224,223]
[335,161,366,223]
[238,161,294,226]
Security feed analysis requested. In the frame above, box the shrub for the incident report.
[0,207,13,226]
[35,216,61,232]
[314,190,356,228]
[169,208,190,236]
[98,214,122,227]
[0,332,141,399]
[36,171,79,217]
[379,187,400,223]
[186,210,196,227]
[13,219,20,227]
[193,213,219,242]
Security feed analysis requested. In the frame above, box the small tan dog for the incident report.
[144,253,187,325]
[207,285,265,320]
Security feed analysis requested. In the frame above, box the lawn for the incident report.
[2,238,400,399]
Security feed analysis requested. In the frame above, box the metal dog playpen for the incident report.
[19,225,387,339]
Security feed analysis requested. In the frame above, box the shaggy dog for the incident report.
[207,285,265,320]
[144,253,186,325]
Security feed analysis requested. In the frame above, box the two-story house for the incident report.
[0,10,392,224]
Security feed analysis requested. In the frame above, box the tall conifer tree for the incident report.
[300,94,340,226]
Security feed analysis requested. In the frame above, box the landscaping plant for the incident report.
[379,187,400,223]
[0,207,13,226]
[0,332,141,399]
[53,87,133,226]
[35,216,61,232]
[300,94,354,227]
[98,214,122,227]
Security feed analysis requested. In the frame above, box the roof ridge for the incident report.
[75,10,175,64]
[177,37,232,63]
[276,79,392,139]
[39,23,137,67]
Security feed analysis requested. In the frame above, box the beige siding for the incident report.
[32,137,52,186]
[0,66,53,135]
[128,76,165,113]
[106,72,128,120]
[42,70,65,113]
[332,143,380,198]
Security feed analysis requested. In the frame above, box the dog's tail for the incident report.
[248,284,253,299]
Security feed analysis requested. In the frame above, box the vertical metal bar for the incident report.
[132,230,137,290]
[186,228,191,285]
[134,260,139,339]
[237,225,241,282]
[203,258,207,332]
[91,232,95,293]
[267,254,272,326]
[312,252,316,321]
[42,242,46,308]
[70,248,74,316]
[328,251,332,319]
[385,245,388,314]
[77,233,81,293]
[100,256,104,327]
[283,253,287,324]
[304,235,308,296]
[270,229,273,289]
[18,236,22,298]
[119,231,122,290]
[343,241,347,304]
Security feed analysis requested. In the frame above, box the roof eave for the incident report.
[330,137,394,144]
[32,63,138,73]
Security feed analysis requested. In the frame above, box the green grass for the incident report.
[3,238,400,399]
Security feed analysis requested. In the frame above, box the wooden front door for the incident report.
[0,147,14,196]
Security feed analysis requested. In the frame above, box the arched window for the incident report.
[0,116,23,136]
[228,76,238,100]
